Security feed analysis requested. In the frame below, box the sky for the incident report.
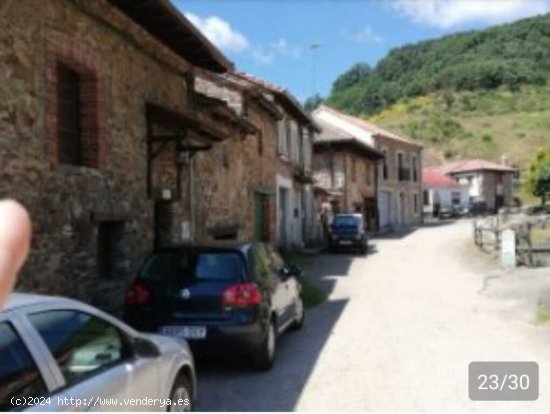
[174,0,550,102]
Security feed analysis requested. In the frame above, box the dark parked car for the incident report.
[328,213,368,253]
[124,242,304,370]
[438,205,456,219]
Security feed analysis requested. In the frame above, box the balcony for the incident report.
[398,167,411,182]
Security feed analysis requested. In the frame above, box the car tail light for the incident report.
[125,282,150,305]
[222,283,262,308]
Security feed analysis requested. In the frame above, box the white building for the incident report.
[434,159,517,213]
[422,168,469,216]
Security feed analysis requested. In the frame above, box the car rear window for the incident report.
[140,250,244,282]
[333,216,358,226]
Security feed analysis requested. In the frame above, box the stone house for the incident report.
[312,106,423,231]
[311,110,384,232]
[376,129,424,230]
[0,0,237,311]
[433,159,517,213]
[194,72,320,249]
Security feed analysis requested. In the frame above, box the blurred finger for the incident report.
[0,200,32,307]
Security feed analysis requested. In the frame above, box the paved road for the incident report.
[196,220,550,411]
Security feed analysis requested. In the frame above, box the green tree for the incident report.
[304,94,324,112]
[526,149,550,205]
[332,63,372,93]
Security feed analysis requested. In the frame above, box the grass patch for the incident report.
[280,249,328,308]
[369,84,550,171]
[535,304,550,325]
[531,227,550,245]
[299,276,328,308]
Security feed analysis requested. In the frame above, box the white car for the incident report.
[0,293,196,411]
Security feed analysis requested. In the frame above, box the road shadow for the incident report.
[294,251,360,297]
[195,298,348,411]
[421,218,458,227]
[373,226,418,240]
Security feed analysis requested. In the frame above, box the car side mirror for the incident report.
[285,264,303,278]
[133,337,160,358]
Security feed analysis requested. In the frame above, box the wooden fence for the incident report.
[473,215,501,251]
[473,213,550,267]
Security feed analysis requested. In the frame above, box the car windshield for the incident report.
[139,250,243,282]
[333,216,358,226]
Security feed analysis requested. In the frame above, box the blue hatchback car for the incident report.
[123,242,304,370]
[328,213,368,254]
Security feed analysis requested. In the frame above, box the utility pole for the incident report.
[310,43,322,97]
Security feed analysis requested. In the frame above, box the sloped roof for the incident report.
[231,72,321,131]
[108,0,233,72]
[314,105,423,148]
[314,118,384,160]
[423,168,462,188]
[435,159,516,174]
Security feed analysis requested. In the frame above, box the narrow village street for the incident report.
[196,220,550,411]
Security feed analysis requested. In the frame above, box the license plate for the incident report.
[339,240,353,245]
[160,326,207,339]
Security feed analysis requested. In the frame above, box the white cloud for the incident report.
[185,12,249,53]
[392,0,550,29]
[270,38,301,59]
[350,27,384,44]
[251,46,275,65]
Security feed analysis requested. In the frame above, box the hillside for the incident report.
[368,84,550,169]
[326,13,550,116]
[318,13,550,201]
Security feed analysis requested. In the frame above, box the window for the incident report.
[351,156,356,182]
[57,64,82,165]
[28,311,130,386]
[412,156,418,182]
[382,148,388,180]
[276,119,287,155]
[285,119,292,158]
[0,322,48,410]
[140,250,243,282]
[397,152,410,181]
[423,190,430,206]
[451,192,461,205]
[251,245,276,286]
[333,215,359,226]
[196,253,244,281]
[414,194,419,214]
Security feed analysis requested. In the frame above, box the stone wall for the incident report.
[312,149,376,211]
[191,93,281,243]
[344,152,377,211]
[0,0,202,312]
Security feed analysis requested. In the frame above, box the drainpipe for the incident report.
[189,157,195,242]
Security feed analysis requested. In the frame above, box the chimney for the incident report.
[501,154,509,166]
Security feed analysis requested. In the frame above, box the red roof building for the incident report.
[422,168,461,188]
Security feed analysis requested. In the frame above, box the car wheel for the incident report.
[252,319,276,370]
[291,296,305,331]
[167,375,193,412]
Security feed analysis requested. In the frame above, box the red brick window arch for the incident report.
[45,31,106,168]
